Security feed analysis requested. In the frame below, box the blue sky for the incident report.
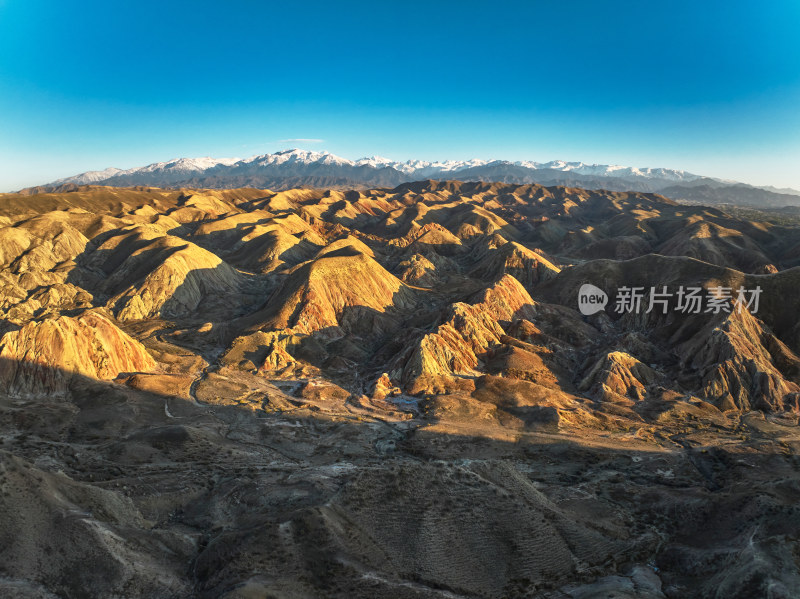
[1,0,799,191]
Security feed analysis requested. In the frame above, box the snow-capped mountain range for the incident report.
[40,149,800,207]
[52,149,702,186]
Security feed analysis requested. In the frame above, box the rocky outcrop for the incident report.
[486,342,563,389]
[85,230,246,321]
[657,220,774,274]
[314,235,374,259]
[371,372,402,400]
[192,212,326,273]
[402,274,536,394]
[0,212,91,274]
[6,282,95,318]
[579,351,659,403]
[221,330,327,378]
[679,309,800,411]
[0,311,156,397]
[406,223,464,256]
[260,251,415,338]
[470,241,560,289]
[396,253,438,287]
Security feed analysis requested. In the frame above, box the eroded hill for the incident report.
[2,181,800,598]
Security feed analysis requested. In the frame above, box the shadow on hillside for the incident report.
[224,277,559,398]
[2,355,800,598]
[175,220,324,272]
[63,233,269,324]
[531,253,800,354]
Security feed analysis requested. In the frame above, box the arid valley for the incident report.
[2,181,800,597]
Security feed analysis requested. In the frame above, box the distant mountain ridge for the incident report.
[37,148,800,207]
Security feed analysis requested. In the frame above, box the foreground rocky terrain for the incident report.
[2,181,800,598]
